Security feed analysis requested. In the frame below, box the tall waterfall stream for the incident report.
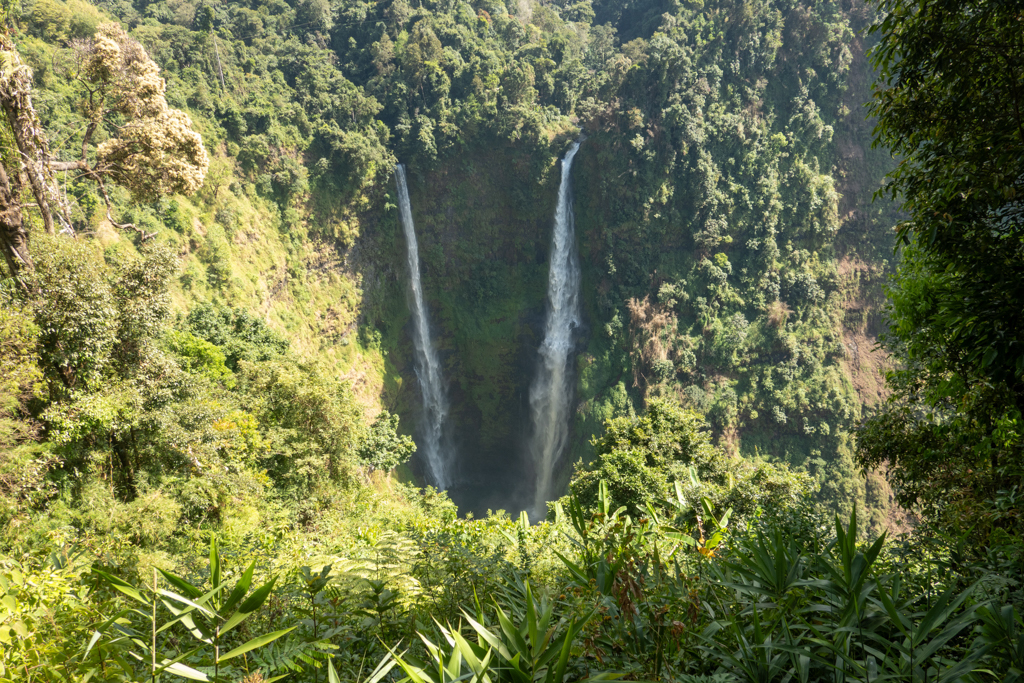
[396,164,452,490]
[528,141,582,517]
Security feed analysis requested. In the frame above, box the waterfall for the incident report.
[528,141,582,518]
[395,164,452,490]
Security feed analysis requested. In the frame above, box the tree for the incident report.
[296,0,333,34]
[568,399,807,518]
[868,0,1024,388]
[238,358,363,488]
[357,411,415,473]
[859,0,1024,543]
[56,24,209,212]
[186,302,289,371]
[0,32,71,275]
[0,22,208,277]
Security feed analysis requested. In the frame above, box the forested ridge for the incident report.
[1,0,1022,679]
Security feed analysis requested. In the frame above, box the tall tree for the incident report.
[859,0,1024,541]
[0,23,209,278]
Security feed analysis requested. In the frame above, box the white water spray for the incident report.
[528,141,582,518]
[395,164,451,490]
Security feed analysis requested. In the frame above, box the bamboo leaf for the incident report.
[383,644,430,683]
[365,654,398,683]
[163,661,210,681]
[236,577,277,615]
[92,569,148,605]
[222,561,256,615]
[525,583,538,656]
[158,590,216,618]
[83,631,102,659]
[210,536,221,591]
[545,619,574,683]
[157,569,203,600]
[552,551,589,585]
[462,611,512,661]
[219,627,295,661]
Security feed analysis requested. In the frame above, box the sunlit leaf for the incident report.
[219,627,295,661]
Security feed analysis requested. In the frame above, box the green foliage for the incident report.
[569,399,808,519]
[569,399,721,514]
[7,0,897,522]
[0,287,50,529]
[93,535,294,682]
[700,510,991,682]
[3,0,900,524]
[0,556,129,683]
[357,411,415,473]
[870,0,1024,389]
[22,0,105,42]
[238,357,362,488]
[6,3,1021,683]
[27,234,118,394]
[186,303,289,371]
[0,285,40,440]
[164,329,233,386]
[24,235,178,397]
[860,0,1024,551]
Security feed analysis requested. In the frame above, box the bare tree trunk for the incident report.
[0,33,72,236]
[0,161,32,281]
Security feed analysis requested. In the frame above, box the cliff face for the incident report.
[373,142,564,514]
[16,0,897,523]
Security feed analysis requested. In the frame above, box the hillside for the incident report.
[8,0,898,525]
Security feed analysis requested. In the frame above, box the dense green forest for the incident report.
[1,0,1022,679]
[6,0,902,521]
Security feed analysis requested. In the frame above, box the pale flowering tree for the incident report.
[0,23,209,279]
[54,23,209,223]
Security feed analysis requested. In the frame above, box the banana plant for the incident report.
[93,536,294,682]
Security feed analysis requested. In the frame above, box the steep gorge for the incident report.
[8,0,898,525]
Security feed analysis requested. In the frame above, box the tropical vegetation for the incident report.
[1,0,1022,680]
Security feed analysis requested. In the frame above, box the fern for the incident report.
[249,632,336,675]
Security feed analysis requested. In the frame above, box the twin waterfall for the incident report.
[395,142,582,512]
[395,165,452,490]
[528,141,582,518]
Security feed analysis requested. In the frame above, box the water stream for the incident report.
[528,141,582,517]
[396,164,452,490]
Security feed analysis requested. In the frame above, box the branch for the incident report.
[94,173,156,241]
[50,160,89,171]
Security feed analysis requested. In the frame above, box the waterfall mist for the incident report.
[395,164,452,490]
[528,141,582,518]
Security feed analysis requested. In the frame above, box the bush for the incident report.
[569,399,809,522]
[187,303,289,370]
[356,412,415,473]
